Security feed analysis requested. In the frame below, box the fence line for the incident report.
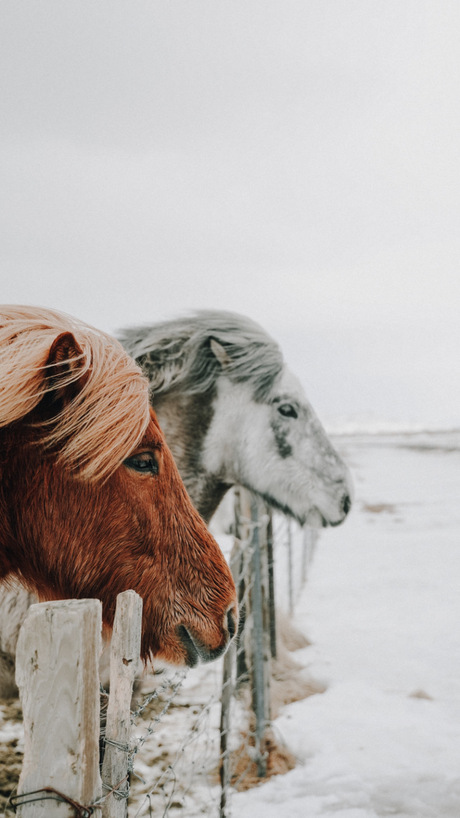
[6,493,319,817]
[217,488,319,815]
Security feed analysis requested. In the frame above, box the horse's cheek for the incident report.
[112,470,164,557]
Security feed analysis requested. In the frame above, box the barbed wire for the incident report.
[0,498,315,818]
[120,497,316,818]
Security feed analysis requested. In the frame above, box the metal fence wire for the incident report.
[0,488,317,818]
[123,487,318,818]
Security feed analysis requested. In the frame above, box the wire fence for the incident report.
[0,488,319,817]
[122,487,319,818]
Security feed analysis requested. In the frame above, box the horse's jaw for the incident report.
[304,502,351,529]
[254,489,346,528]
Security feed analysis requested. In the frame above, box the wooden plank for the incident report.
[235,489,272,777]
[101,590,143,818]
[248,494,271,776]
[266,513,277,659]
[233,490,251,686]
[287,519,294,615]
[15,598,102,817]
[219,539,241,818]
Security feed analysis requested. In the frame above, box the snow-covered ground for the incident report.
[234,430,460,818]
[1,430,459,818]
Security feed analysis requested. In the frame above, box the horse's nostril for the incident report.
[226,604,237,641]
[342,494,352,516]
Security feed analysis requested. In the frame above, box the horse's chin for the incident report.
[176,625,230,667]
[304,508,328,528]
[255,489,348,529]
[257,490,305,525]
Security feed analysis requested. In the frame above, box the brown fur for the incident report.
[0,306,237,667]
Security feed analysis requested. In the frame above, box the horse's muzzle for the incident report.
[328,491,352,526]
[177,603,238,667]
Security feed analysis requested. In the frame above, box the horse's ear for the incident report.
[45,332,89,405]
[209,338,230,368]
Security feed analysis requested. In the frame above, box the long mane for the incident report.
[0,305,150,481]
[120,310,284,401]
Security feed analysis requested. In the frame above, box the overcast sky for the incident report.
[1,1,459,428]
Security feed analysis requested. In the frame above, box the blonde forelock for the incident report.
[0,306,150,480]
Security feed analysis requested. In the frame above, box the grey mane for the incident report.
[119,310,284,401]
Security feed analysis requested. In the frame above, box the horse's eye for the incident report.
[278,403,298,419]
[124,452,159,475]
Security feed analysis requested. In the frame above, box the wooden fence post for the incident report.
[101,590,143,818]
[15,599,102,817]
[235,489,271,777]
[219,540,242,818]
[233,489,251,686]
[287,519,294,616]
[266,514,277,660]
[248,493,271,776]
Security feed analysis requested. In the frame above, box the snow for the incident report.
[233,431,460,818]
[1,430,459,817]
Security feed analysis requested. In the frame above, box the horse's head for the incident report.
[202,363,353,527]
[119,309,353,526]
[0,308,237,667]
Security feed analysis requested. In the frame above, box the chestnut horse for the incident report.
[0,306,236,670]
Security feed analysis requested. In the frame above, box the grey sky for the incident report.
[1,1,459,427]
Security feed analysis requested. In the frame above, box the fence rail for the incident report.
[5,489,318,817]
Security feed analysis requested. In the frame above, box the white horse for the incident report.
[120,310,352,526]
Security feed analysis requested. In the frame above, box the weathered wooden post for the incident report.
[220,541,241,818]
[101,590,143,818]
[248,493,271,776]
[233,489,251,686]
[301,525,309,585]
[266,513,277,659]
[235,488,271,777]
[287,519,294,616]
[15,599,102,817]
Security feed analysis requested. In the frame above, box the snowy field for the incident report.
[1,430,459,817]
[234,430,460,818]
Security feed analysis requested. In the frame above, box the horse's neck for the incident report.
[154,392,231,523]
